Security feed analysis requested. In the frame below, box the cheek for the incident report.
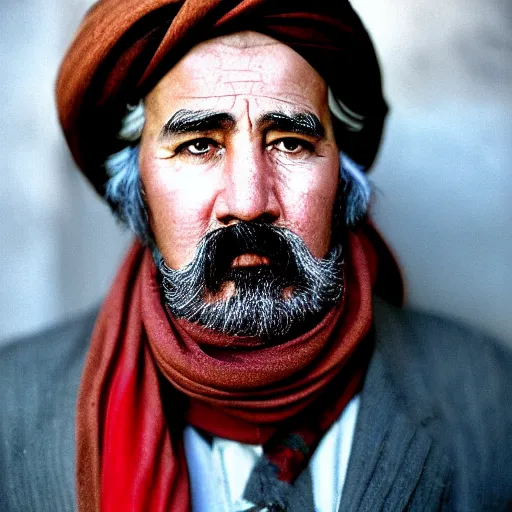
[278,158,339,258]
[139,153,218,268]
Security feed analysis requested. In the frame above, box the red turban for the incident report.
[56,0,388,196]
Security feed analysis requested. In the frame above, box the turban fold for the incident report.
[56,0,388,195]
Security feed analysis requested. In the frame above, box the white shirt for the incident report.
[184,395,360,512]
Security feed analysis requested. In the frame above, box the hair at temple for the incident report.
[104,101,372,245]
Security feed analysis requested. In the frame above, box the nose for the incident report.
[215,141,281,226]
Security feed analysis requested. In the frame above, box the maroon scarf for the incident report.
[76,231,375,511]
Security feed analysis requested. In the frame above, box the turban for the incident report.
[56,0,388,196]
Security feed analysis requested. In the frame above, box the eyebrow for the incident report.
[160,109,236,138]
[258,111,325,138]
[159,109,325,140]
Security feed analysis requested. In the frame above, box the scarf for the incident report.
[76,230,376,511]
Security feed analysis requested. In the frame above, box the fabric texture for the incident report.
[55,0,388,195]
[1,298,512,511]
[75,231,374,512]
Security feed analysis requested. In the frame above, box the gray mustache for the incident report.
[198,222,314,292]
[158,221,344,339]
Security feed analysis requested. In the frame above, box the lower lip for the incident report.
[232,253,271,268]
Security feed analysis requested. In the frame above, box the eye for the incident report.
[178,138,219,156]
[273,138,313,154]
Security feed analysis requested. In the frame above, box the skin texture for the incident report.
[139,31,340,276]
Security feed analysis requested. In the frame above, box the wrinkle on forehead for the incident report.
[213,30,281,50]
[145,30,329,129]
[162,93,315,108]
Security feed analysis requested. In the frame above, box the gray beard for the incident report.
[157,222,344,341]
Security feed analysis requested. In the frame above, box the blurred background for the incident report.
[1,0,510,346]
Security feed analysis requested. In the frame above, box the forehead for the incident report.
[144,31,329,122]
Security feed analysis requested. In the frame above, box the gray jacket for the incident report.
[1,298,511,511]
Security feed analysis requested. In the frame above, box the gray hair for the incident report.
[104,101,372,243]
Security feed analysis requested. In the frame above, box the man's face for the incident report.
[139,31,343,337]
[140,31,340,268]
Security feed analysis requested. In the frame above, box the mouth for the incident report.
[231,253,271,268]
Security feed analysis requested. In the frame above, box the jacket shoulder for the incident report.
[0,307,97,374]
[372,298,512,509]
[372,297,512,406]
[0,307,98,512]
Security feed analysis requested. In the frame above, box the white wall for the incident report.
[1,0,510,344]
[0,0,130,342]
[351,0,512,342]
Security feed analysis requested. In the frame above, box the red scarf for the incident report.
[76,232,375,511]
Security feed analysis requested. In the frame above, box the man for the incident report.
[0,1,511,511]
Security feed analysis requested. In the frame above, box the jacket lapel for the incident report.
[338,341,452,512]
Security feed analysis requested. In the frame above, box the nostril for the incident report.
[218,215,240,227]
[254,212,279,225]
[218,212,278,226]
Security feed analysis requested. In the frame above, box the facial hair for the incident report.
[157,221,344,341]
